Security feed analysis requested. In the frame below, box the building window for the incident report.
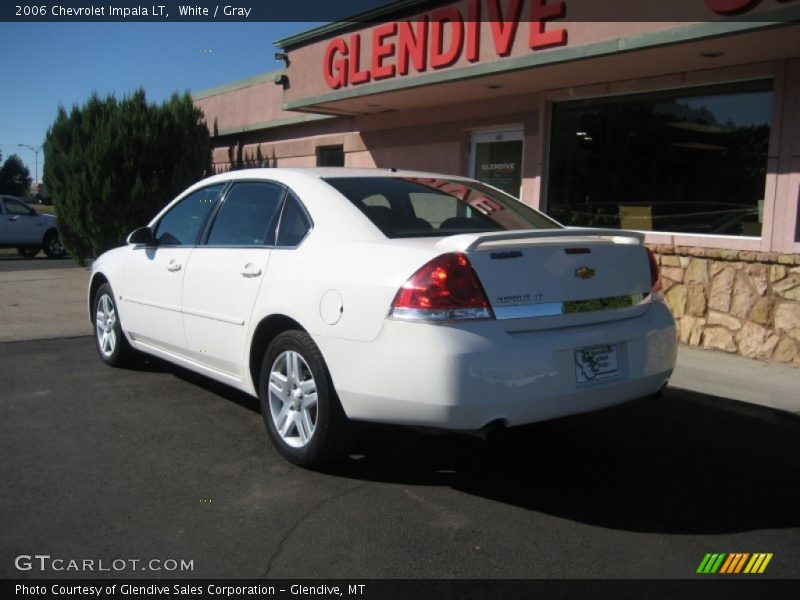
[546,80,773,237]
[317,145,344,167]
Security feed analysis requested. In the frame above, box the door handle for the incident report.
[166,260,182,272]
[8,216,19,222]
[240,263,262,278]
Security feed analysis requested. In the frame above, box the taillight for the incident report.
[390,253,494,321]
[645,247,662,293]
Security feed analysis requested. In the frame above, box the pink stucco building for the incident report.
[195,0,800,363]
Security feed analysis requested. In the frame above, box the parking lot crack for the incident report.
[259,482,368,578]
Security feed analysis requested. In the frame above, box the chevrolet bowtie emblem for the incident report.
[575,266,595,279]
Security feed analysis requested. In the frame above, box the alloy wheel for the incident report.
[95,293,117,357]
[268,350,318,448]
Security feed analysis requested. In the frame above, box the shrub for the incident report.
[43,89,210,264]
[0,154,33,196]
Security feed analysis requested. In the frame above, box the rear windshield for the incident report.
[323,176,561,238]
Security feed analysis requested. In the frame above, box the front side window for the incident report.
[4,198,35,216]
[324,177,559,238]
[547,80,773,237]
[206,182,284,246]
[154,184,224,246]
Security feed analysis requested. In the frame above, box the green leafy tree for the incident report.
[43,89,211,264]
[0,154,33,196]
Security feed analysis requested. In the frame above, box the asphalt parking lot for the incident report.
[0,255,76,272]
[2,335,799,579]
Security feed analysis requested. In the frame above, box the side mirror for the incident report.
[127,226,157,246]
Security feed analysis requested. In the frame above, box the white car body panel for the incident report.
[182,247,271,376]
[317,302,675,429]
[120,246,193,355]
[90,168,677,431]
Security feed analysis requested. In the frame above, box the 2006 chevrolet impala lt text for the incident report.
[88,168,676,466]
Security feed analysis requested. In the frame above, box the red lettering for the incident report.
[322,0,583,88]
[529,0,567,50]
[487,0,523,57]
[406,177,449,189]
[440,182,472,201]
[348,34,371,85]
[466,0,480,62]
[430,7,464,69]
[470,194,504,213]
[371,22,397,80]
[704,0,760,13]
[397,18,428,75]
[323,38,348,89]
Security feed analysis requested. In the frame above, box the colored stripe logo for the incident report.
[697,553,773,574]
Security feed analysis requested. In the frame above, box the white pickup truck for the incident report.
[0,195,65,258]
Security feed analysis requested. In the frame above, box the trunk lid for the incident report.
[437,228,653,321]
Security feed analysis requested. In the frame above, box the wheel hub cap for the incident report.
[95,293,117,357]
[291,388,302,410]
[268,350,318,449]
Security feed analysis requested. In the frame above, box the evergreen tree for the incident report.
[43,89,211,264]
[0,154,33,196]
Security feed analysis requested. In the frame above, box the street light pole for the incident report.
[17,143,42,185]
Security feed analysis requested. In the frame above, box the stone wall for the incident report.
[648,245,800,365]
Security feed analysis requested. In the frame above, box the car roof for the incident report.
[199,167,473,185]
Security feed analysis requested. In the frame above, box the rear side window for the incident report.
[206,182,284,246]
[155,184,224,246]
[276,192,312,247]
[324,177,559,238]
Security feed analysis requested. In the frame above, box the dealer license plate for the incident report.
[574,344,619,384]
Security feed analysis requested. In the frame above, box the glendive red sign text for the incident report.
[321,0,796,90]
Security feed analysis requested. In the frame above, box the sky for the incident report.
[0,21,320,182]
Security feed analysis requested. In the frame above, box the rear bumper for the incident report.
[315,300,677,430]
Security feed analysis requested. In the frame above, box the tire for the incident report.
[258,330,353,467]
[17,247,40,258]
[93,283,136,367]
[43,230,65,258]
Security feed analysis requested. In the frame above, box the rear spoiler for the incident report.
[436,227,645,253]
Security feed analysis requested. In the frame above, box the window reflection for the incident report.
[546,81,773,237]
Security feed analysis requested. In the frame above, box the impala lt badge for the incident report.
[490,251,523,260]
[575,266,595,279]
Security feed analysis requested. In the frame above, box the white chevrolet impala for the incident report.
[89,168,676,466]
